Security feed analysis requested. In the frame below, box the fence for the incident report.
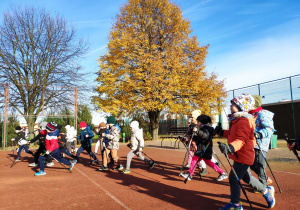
[0,83,78,150]
[223,74,300,139]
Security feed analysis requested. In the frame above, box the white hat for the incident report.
[130,121,139,131]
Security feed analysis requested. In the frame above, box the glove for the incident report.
[139,147,143,152]
[45,150,51,155]
[127,143,131,148]
[214,122,224,136]
[218,142,234,155]
[254,131,262,140]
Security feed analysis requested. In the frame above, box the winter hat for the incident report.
[130,121,139,131]
[231,93,255,112]
[190,110,201,119]
[196,114,212,125]
[40,122,48,130]
[252,95,262,109]
[46,122,57,131]
[15,126,21,131]
[107,116,116,125]
[65,125,71,130]
[79,121,87,128]
[99,122,106,128]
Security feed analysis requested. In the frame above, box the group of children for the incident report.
[12,92,277,209]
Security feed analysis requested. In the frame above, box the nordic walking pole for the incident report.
[184,141,211,184]
[255,138,282,193]
[142,151,165,170]
[213,150,228,174]
[217,142,253,210]
[179,133,194,175]
[10,140,17,168]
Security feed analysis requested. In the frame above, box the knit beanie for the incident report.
[99,122,106,127]
[65,125,71,130]
[252,95,262,109]
[107,116,116,125]
[46,122,57,131]
[190,110,201,119]
[79,121,87,128]
[130,121,139,131]
[231,93,255,112]
[196,114,212,125]
[15,126,21,131]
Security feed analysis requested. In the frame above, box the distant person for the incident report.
[14,126,33,162]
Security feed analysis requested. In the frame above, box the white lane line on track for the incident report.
[75,167,131,210]
[272,170,300,176]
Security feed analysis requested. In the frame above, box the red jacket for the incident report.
[223,115,256,166]
[45,129,59,152]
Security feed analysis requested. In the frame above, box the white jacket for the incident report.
[130,128,144,150]
[66,126,77,143]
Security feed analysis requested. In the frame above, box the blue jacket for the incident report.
[253,109,275,152]
[77,125,94,146]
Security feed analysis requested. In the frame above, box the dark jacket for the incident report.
[77,125,94,147]
[193,125,214,159]
[30,130,47,146]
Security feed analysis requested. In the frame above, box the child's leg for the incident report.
[203,159,224,174]
[250,149,268,185]
[61,147,76,159]
[187,147,194,165]
[242,165,266,194]
[110,149,119,165]
[188,155,201,176]
[86,146,98,160]
[126,150,135,169]
[51,149,71,166]
[39,155,47,171]
[66,142,71,152]
[33,146,43,163]
[229,161,249,204]
[24,145,33,155]
[76,146,84,160]
[103,149,111,166]
[199,159,206,168]
[95,140,100,154]
[17,145,23,157]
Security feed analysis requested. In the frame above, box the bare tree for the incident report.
[0,5,88,132]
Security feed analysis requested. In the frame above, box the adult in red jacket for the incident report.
[35,122,75,176]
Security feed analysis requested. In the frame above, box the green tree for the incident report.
[93,0,225,140]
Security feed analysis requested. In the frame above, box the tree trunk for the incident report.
[148,110,160,141]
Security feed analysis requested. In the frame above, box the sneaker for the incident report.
[180,172,192,181]
[46,162,54,167]
[35,170,46,176]
[92,159,99,164]
[70,159,77,164]
[122,169,131,174]
[199,168,208,176]
[217,173,228,181]
[69,162,75,171]
[98,166,108,171]
[29,162,38,167]
[149,161,155,169]
[267,177,273,185]
[15,157,21,162]
[263,186,275,208]
[219,202,243,210]
[183,163,190,169]
[114,164,124,171]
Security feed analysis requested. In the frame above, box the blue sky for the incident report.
[0,0,299,91]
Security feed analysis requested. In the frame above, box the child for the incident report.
[28,122,53,167]
[35,122,74,176]
[73,121,99,164]
[65,125,77,153]
[57,125,77,161]
[122,121,154,174]
[98,116,123,171]
[249,95,275,187]
[217,93,275,209]
[180,115,227,181]
[94,122,106,155]
[14,126,33,161]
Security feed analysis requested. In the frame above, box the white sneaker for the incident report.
[29,162,38,167]
[46,162,54,167]
[216,173,228,181]
[180,172,192,180]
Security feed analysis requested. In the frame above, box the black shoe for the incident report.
[149,161,155,169]
[92,159,99,164]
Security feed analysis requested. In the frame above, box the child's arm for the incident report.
[135,129,144,150]
[229,123,250,152]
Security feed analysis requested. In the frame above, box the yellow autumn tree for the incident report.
[93,0,226,140]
